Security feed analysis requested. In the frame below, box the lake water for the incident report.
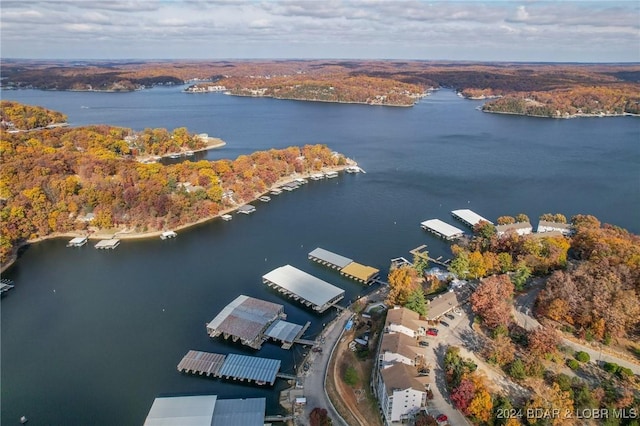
[1,87,638,425]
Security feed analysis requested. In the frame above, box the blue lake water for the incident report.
[1,86,638,425]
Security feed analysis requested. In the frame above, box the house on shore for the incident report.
[495,221,533,237]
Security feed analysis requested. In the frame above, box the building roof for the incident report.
[218,353,280,385]
[143,395,266,426]
[211,398,266,426]
[68,237,87,244]
[262,265,345,309]
[264,319,303,343]
[94,238,120,248]
[451,209,493,226]
[537,220,572,232]
[341,262,379,281]
[177,350,226,376]
[380,333,425,360]
[420,219,464,238]
[496,222,532,233]
[380,363,425,395]
[308,247,353,268]
[426,291,461,321]
[207,295,283,342]
[386,307,427,331]
[237,204,256,212]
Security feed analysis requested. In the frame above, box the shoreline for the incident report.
[0,162,355,273]
[136,137,226,163]
[225,92,421,108]
[480,108,640,119]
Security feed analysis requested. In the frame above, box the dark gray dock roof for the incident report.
[211,397,266,426]
[206,295,283,342]
[218,353,281,385]
[264,319,303,343]
[177,350,226,376]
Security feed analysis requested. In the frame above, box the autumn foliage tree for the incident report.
[527,326,560,357]
[470,275,514,329]
[386,266,421,307]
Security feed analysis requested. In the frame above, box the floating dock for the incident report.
[282,182,299,191]
[206,295,307,350]
[451,209,493,227]
[263,265,345,313]
[237,204,256,215]
[309,173,324,181]
[270,188,283,195]
[221,214,233,221]
[94,239,120,249]
[67,236,88,247]
[308,247,380,285]
[177,350,283,386]
[420,219,464,240]
[324,171,338,178]
[258,195,271,202]
[1,279,15,295]
[160,230,177,240]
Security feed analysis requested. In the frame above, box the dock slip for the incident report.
[1,279,15,295]
[67,236,88,247]
[263,265,345,313]
[206,295,309,350]
[177,350,286,386]
[420,219,464,240]
[237,204,256,215]
[94,239,120,249]
[451,209,493,227]
[308,247,380,285]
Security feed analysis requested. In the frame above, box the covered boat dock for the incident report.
[308,247,380,285]
[94,238,120,249]
[420,219,464,240]
[262,265,345,313]
[451,209,493,227]
[177,350,282,386]
[67,236,88,247]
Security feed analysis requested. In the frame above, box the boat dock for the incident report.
[420,219,464,240]
[258,195,271,202]
[451,209,493,227]
[309,173,324,181]
[409,245,450,267]
[282,182,299,192]
[324,171,338,178]
[237,204,256,215]
[1,279,15,295]
[94,239,120,249]
[308,247,380,285]
[178,350,282,386]
[263,265,345,313]
[270,188,283,195]
[160,230,177,240]
[67,236,88,247]
[266,320,312,350]
[221,214,233,221]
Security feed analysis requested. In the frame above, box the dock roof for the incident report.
[263,265,345,310]
[94,238,120,248]
[308,247,353,268]
[341,262,379,282]
[218,353,280,385]
[211,398,266,426]
[177,350,226,376]
[264,319,303,343]
[144,395,218,426]
[68,237,87,244]
[206,295,283,342]
[420,219,464,239]
[451,209,493,226]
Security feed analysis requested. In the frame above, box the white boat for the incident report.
[185,151,194,156]
[221,214,233,221]
[169,153,181,159]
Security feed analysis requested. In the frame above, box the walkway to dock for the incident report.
[409,244,451,268]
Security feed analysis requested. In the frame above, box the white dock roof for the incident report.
[451,209,493,226]
[420,219,464,239]
[263,265,344,309]
[308,247,353,269]
[144,395,218,426]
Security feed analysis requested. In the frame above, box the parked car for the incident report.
[437,414,448,423]
[445,313,455,320]
[440,321,450,327]
[426,328,438,336]
[312,347,323,353]
[418,368,430,376]
[418,340,429,347]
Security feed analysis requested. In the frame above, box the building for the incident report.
[376,363,430,425]
[451,209,493,227]
[385,307,429,338]
[425,291,461,321]
[495,222,533,237]
[379,332,427,368]
[537,220,573,236]
[143,394,266,426]
[420,219,464,240]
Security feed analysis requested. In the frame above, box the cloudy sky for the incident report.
[1,1,638,62]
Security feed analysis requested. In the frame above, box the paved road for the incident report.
[298,309,352,426]
[513,289,640,375]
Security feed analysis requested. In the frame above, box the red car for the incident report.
[426,328,438,336]
[437,414,448,422]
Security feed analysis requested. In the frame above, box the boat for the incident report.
[221,214,233,221]
[169,153,181,159]
[20,415,28,424]
[160,230,177,240]
[185,151,194,156]
[258,196,271,202]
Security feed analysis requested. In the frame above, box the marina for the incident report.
[420,219,464,240]
[177,350,284,386]
[237,204,256,215]
[160,231,177,240]
[308,247,379,284]
[451,209,493,227]
[262,265,345,313]
[66,236,88,247]
[94,239,121,249]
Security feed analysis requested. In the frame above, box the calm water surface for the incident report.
[1,87,638,425]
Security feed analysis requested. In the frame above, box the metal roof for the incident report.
[451,209,493,226]
[218,353,280,385]
[211,398,266,426]
[263,265,345,308]
[341,262,379,281]
[177,350,226,376]
[206,295,283,341]
[420,219,464,238]
[308,247,353,268]
[144,395,217,426]
[264,319,303,343]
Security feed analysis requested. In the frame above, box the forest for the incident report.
[2,59,639,115]
[0,101,346,265]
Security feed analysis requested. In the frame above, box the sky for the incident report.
[1,1,639,62]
